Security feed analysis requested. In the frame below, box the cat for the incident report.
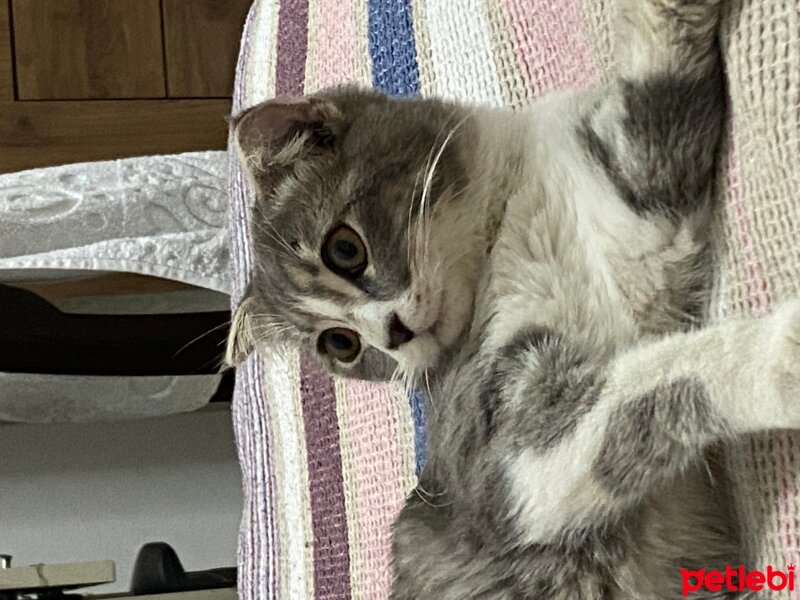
[227,0,800,597]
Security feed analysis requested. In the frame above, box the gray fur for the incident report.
[389,332,741,599]
[392,491,629,600]
[493,328,603,451]
[579,74,724,222]
[592,378,729,501]
[228,0,765,597]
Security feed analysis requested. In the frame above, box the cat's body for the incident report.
[387,92,738,599]
[228,0,800,598]
[387,85,742,600]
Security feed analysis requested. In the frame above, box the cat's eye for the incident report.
[318,327,361,363]
[322,224,367,277]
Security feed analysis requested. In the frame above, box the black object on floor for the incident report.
[0,284,231,377]
[130,542,237,595]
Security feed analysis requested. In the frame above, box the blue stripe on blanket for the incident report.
[367,0,421,96]
[367,0,427,473]
[407,388,428,475]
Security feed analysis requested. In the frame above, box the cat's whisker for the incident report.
[254,247,295,265]
[254,220,299,258]
[251,319,292,330]
[406,163,425,268]
[265,233,296,259]
[417,186,461,273]
[254,312,290,319]
[416,482,447,499]
[248,313,297,339]
[250,327,294,341]
[396,362,418,396]
[415,117,469,272]
[390,365,403,385]
[413,486,451,509]
[423,369,437,415]
[171,319,232,359]
[411,120,450,271]
[253,241,295,265]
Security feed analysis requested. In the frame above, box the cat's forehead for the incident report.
[267,158,355,232]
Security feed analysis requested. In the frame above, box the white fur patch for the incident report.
[505,398,616,543]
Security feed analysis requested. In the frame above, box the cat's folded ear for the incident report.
[224,293,259,368]
[231,96,341,187]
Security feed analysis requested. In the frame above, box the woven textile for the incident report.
[228,0,800,598]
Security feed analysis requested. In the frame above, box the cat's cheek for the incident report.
[436,272,477,348]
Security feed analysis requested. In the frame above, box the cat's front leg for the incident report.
[580,0,724,221]
[605,300,800,433]
[485,301,800,545]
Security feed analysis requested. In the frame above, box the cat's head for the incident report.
[226,86,486,381]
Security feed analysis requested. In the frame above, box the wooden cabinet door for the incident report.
[163,0,252,98]
[13,0,165,100]
[0,0,250,174]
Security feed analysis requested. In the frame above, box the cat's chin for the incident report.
[396,310,462,373]
[391,333,441,374]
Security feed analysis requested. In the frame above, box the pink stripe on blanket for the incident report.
[500,0,597,96]
[728,135,799,586]
[344,381,407,599]
[726,141,770,315]
[310,0,359,89]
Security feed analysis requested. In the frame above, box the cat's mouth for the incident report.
[395,276,474,370]
[390,296,446,370]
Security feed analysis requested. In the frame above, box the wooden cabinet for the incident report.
[0,0,252,173]
[1,1,16,102]
[163,0,251,98]
[13,0,166,100]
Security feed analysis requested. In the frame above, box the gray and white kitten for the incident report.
[228,0,800,597]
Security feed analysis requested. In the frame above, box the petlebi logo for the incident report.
[681,565,796,596]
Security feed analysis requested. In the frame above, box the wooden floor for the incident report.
[0,0,251,174]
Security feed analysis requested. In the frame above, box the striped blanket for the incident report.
[228,0,800,598]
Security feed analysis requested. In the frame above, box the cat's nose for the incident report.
[387,313,415,349]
